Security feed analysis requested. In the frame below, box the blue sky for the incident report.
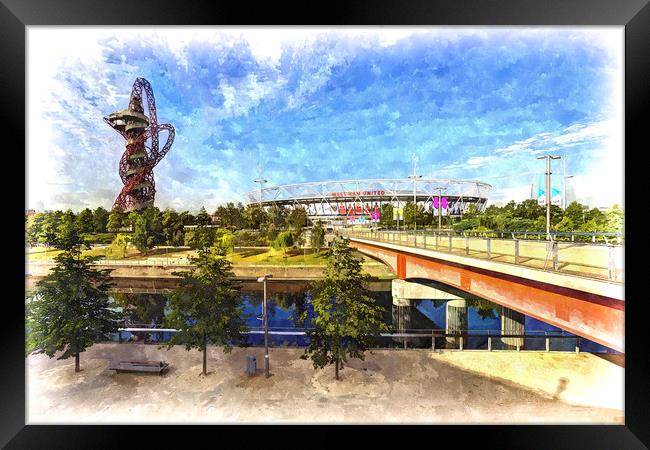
[27,27,623,212]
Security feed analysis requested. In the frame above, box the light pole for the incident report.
[257,273,272,378]
[537,155,561,238]
[254,178,267,231]
[408,174,422,230]
[408,154,422,231]
[434,187,446,231]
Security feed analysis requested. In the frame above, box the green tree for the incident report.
[164,247,247,375]
[266,205,287,229]
[130,207,164,254]
[162,209,184,246]
[553,216,575,233]
[196,207,212,226]
[131,214,154,254]
[272,230,294,255]
[181,211,196,226]
[605,204,624,233]
[40,211,63,246]
[549,205,564,227]
[585,207,606,227]
[403,201,416,229]
[243,204,266,230]
[310,221,325,251]
[299,237,389,380]
[564,201,586,228]
[106,233,131,259]
[514,199,545,221]
[215,202,245,230]
[26,213,46,246]
[76,208,95,234]
[26,213,120,372]
[379,203,393,227]
[185,222,217,251]
[216,228,235,255]
[286,207,308,231]
[92,207,110,233]
[106,209,125,232]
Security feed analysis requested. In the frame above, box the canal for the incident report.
[109,280,618,354]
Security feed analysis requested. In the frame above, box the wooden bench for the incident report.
[109,360,170,375]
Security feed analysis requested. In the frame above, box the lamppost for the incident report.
[434,187,446,231]
[254,178,267,231]
[408,154,422,231]
[408,174,422,230]
[257,273,273,378]
[537,155,561,238]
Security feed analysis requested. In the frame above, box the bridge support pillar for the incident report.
[392,297,413,330]
[501,306,525,349]
[445,299,468,346]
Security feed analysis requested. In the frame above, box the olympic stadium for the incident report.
[244,179,491,226]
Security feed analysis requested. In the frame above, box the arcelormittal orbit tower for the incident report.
[104,77,175,212]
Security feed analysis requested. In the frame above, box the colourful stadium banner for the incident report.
[537,175,561,206]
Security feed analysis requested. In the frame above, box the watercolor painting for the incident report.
[25,27,624,424]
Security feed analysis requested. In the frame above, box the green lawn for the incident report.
[231,248,329,265]
[26,246,130,261]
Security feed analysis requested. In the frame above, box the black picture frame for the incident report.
[4,0,648,447]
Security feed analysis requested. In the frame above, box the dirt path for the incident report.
[27,344,623,424]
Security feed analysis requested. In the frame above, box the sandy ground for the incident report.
[26,344,624,424]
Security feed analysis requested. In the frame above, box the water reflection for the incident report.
[109,283,617,353]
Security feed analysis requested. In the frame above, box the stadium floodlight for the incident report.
[254,178,267,231]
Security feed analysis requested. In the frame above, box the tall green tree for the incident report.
[299,237,389,380]
[564,201,586,228]
[243,204,266,230]
[162,209,184,246]
[26,213,46,246]
[286,207,308,232]
[379,203,393,227]
[93,207,110,233]
[26,212,120,372]
[310,220,325,251]
[196,207,212,226]
[131,207,164,254]
[272,230,294,255]
[605,204,624,233]
[76,208,95,233]
[131,214,155,255]
[106,209,125,232]
[164,247,247,375]
[40,211,63,246]
[185,222,217,250]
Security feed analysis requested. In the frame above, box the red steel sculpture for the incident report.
[104,77,175,212]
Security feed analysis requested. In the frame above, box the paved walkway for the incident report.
[27,344,623,424]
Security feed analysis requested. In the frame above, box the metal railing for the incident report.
[341,229,624,282]
[112,326,586,353]
[371,228,624,244]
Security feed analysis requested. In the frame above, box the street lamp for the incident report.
[407,174,422,231]
[408,154,422,231]
[537,155,561,238]
[257,273,273,377]
[254,178,267,231]
[434,186,447,231]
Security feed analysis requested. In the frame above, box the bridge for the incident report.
[342,229,624,353]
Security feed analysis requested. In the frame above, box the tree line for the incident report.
[26,203,324,255]
[377,199,624,234]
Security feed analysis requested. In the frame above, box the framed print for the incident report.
[4,0,649,447]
